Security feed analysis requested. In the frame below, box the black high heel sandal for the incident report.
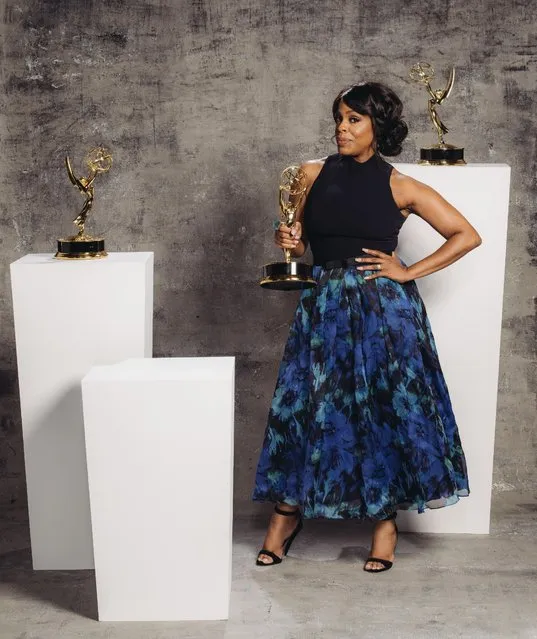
[363,512,398,573]
[256,505,303,566]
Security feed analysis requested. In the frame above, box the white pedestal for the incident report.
[81,357,235,622]
[10,252,154,569]
[82,357,235,621]
[392,163,510,533]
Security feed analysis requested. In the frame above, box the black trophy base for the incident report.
[55,236,107,260]
[260,261,317,291]
[419,144,466,166]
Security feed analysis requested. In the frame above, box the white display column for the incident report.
[81,357,235,622]
[11,252,154,569]
[392,163,510,534]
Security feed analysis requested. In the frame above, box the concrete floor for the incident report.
[1,491,536,639]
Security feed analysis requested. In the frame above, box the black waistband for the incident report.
[317,257,363,270]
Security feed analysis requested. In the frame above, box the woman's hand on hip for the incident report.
[355,249,410,283]
[275,221,302,250]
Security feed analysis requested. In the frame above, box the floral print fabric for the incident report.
[252,265,470,520]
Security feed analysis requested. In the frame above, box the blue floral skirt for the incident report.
[252,264,470,520]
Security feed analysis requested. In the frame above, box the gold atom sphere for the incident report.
[85,146,113,174]
[409,62,435,85]
[280,165,307,196]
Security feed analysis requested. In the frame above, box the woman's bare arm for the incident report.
[389,170,482,280]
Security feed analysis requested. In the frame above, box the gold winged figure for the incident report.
[65,146,112,237]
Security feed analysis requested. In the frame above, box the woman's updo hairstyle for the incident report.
[332,82,408,156]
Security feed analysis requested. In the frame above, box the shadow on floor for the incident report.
[0,546,98,620]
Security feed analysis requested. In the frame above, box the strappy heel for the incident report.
[363,512,398,573]
[256,505,303,566]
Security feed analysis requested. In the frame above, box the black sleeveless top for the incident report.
[303,153,406,265]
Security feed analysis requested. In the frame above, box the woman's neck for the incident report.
[351,149,375,164]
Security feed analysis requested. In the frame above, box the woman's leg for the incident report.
[257,502,301,565]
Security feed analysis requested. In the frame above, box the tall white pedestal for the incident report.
[392,163,510,534]
[81,357,235,622]
[10,252,154,569]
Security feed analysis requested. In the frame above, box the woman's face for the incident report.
[334,101,375,159]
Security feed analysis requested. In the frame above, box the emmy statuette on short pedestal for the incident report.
[55,146,113,259]
[259,165,316,291]
[409,62,466,165]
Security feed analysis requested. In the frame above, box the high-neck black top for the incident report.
[303,153,406,265]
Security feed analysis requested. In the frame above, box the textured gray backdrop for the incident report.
[0,0,535,515]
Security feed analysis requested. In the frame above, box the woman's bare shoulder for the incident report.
[389,167,426,211]
[390,167,421,217]
[389,166,459,217]
[300,157,326,184]
[390,167,432,192]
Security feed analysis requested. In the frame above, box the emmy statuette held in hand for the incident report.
[259,165,316,291]
[55,146,113,259]
[409,62,466,165]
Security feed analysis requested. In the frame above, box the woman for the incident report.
[252,82,481,573]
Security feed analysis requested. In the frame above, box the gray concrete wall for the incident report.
[0,0,535,513]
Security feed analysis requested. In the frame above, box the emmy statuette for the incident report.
[55,146,113,259]
[259,165,316,291]
[409,62,466,165]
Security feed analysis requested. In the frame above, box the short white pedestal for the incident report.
[10,252,154,569]
[81,357,235,622]
[392,163,510,534]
